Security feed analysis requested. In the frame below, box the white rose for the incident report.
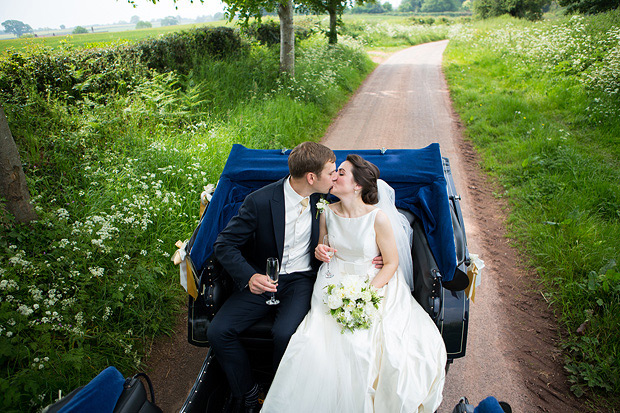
[327,294,343,310]
[343,310,353,322]
[364,302,377,316]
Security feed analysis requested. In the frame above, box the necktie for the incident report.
[300,198,309,215]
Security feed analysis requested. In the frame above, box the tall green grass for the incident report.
[444,11,620,407]
[0,29,374,411]
[304,14,457,49]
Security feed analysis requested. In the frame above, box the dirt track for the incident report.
[145,41,587,412]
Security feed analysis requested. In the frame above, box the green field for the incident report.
[0,20,231,54]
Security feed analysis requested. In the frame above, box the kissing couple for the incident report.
[209,142,447,412]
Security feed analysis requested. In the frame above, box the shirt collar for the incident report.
[284,177,307,206]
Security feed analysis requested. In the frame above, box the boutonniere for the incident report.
[315,198,329,218]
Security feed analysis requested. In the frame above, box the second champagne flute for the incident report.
[266,257,280,305]
[323,234,334,278]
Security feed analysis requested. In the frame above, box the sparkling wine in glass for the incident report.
[323,234,334,278]
[266,257,280,305]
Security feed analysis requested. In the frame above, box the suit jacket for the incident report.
[214,177,323,290]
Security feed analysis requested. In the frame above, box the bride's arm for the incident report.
[371,210,399,289]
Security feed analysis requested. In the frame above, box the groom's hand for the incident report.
[372,255,384,269]
[248,273,278,295]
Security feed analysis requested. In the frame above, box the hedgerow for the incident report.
[0,27,243,106]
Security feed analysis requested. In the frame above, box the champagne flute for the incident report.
[266,257,280,305]
[323,234,334,278]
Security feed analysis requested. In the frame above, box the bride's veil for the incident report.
[376,179,414,291]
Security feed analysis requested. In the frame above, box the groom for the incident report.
[209,141,337,413]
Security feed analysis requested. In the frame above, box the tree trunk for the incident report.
[328,6,338,45]
[278,0,295,76]
[0,107,38,223]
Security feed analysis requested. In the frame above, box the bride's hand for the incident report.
[315,243,335,263]
[369,281,386,294]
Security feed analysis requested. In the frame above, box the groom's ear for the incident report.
[306,172,316,185]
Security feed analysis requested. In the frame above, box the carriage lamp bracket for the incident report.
[429,269,442,320]
[204,260,217,317]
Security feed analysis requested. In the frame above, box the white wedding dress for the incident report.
[261,206,447,413]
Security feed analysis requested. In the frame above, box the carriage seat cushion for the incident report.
[47,366,125,413]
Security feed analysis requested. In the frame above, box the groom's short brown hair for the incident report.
[288,142,336,179]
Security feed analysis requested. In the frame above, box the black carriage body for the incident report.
[181,145,470,412]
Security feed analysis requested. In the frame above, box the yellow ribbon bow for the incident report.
[465,253,484,303]
[171,240,198,299]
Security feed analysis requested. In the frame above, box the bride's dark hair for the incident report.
[346,154,380,204]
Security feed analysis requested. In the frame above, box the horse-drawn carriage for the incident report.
[179,143,471,412]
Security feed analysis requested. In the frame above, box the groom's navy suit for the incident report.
[210,177,322,398]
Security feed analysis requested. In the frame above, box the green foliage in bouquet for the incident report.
[324,279,382,333]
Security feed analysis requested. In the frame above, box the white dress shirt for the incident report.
[281,178,312,275]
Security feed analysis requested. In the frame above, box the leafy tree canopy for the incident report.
[351,2,393,13]
[558,0,619,14]
[2,20,33,38]
[421,0,460,12]
[73,26,89,34]
[136,20,153,29]
[474,0,551,20]
[398,0,423,12]
[160,16,179,26]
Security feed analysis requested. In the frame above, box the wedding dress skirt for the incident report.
[261,208,446,413]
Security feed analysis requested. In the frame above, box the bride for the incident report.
[261,154,447,413]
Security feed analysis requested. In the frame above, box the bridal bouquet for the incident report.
[324,278,382,333]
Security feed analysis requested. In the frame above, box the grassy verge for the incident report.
[444,12,620,408]
[0,29,374,411]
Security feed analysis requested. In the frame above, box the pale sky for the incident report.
[0,0,226,30]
